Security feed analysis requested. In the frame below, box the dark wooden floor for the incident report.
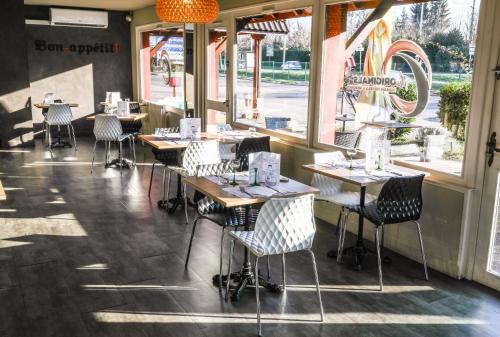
[1,138,500,337]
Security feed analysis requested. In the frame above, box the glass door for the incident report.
[206,23,231,131]
[473,41,500,290]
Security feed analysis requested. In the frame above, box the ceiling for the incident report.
[24,0,156,11]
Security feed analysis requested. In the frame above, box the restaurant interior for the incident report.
[1,0,500,336]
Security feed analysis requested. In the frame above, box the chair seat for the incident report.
[349,202,384,226]
[118,133,134,142]
[316,191,376,207]
[197,197,245,227]
[167,165,189,177]
[229,230,266,257]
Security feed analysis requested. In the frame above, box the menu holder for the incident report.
[248,152,281,185]
[116,101,130,116]
[180,118,201,140]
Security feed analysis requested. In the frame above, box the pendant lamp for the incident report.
[156,0,219,24]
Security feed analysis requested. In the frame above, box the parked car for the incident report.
[281,61,302,70]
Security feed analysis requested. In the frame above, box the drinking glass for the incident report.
[229,159,241,186]
[346,148,357,170]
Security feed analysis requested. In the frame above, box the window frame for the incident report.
[135,21,192,114]
[211,0,497,188]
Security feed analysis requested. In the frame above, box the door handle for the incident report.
[487,132,500,167]
[494,66,500,81]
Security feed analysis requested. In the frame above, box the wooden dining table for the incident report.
[85,112,148,122]
[302,162,426,270]
[140,131,274,212]
[183,174,319,301]
[34,103,79,109]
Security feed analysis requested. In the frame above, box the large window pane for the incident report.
[234,8,312,139]
[320,0,481,176]
[140,26,194,110]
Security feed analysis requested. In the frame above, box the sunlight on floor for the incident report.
[76,263,109,270]
[92,311,487,325]
[285,284,436,293]
[81,285,199,291]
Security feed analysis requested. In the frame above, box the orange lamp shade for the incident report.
[156,0,219,24]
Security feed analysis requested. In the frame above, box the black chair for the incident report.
[148,127,181,199]
[348,174,428,291]
[335,131,361,148]
[236,136,271,171]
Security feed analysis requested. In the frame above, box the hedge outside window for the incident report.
[319,0,481,176]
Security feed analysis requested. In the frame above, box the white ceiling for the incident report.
[24,0,156,11]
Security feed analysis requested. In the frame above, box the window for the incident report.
[319,0,481,176]
[234,8,313,139]
[139,26,194,110]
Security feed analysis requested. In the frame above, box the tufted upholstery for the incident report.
[46,104,73,125]
[350,174,425,226]
[230,194,316,257]
[335,131,361,148]
[310,151,345,198]
[219,143,236,161]
[236,136,271,171]
[193,162,245,227]
[94,115,132,141]
[169,140,221,177]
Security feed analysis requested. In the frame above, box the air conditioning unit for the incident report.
[50,8,108,29]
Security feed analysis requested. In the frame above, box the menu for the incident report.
[105,92,121,106]
[248,152,281,185]
[116,101,130,116]
[180,118,201,140]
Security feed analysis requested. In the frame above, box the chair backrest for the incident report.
[376,174,425,224]
[182,140,221,175]
[195,162,229,177]
[129,102,141,113]
[46,104,73,125]
[310,151,345,198]
[253,194,316,255]
[94,114,123,141]
[236,136,271,170]
[335,131,361,148]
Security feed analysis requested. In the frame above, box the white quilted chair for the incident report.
[167,140,221,223]
[226,194,324,336]
[44,104,77,150]
[91,114,136,173]
[311,151,376,262]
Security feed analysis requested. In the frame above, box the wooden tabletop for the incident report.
[141,131,275,151]
[302,163,426,187]
[34,103,79,109]
[0,180,6,201]
[183,175,319,208]
[86,113,148,122]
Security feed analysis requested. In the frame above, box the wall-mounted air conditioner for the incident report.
[49,8,108,29]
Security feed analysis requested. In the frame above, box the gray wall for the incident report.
[0,0,33,148]
[25,6,133,136]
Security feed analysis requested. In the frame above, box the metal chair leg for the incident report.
[415,221,429,281]
[255,256,261,337]
[70,125,77,151]
[148,162,156,199]
[225,239,235,301]
[90,140,98,173]
[184,183,189,224]
[282,253,286,290]
[119,142,123,173]
[132,137,136,165]
[219,226,226,292]
[308,249,324,322]
[335,210,342,236]
[375,226,384,291]
[266,256,271,281]
[166,170,172,204]
[185,217,199,268]
[47,125,52,149]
